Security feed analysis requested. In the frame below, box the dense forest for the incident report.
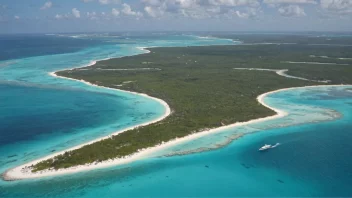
[32,38,352,171]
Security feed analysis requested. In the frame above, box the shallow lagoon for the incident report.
[1,86,351,197]
[0,34,234,174]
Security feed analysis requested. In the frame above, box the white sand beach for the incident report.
[2,46,349,181]
[3,70,171,181]
[5,83,347,180]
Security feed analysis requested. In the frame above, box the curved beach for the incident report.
[2,69,171,180]
[3,72,347,181]
[2,42,350,181]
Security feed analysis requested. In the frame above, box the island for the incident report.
[4,37,352,178]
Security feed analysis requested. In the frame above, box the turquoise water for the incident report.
[1,34,352,197]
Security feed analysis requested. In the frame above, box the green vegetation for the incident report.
[216,33,352,46]
[32,40,352,172]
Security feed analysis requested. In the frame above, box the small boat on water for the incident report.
[259,143,280,151]
[259,144,272,151]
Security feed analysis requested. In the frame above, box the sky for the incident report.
[0,0,351,33]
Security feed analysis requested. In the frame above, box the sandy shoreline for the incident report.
[2,46,349,181]
[3,83,283,180]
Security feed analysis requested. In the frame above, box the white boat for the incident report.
[259,144,272,151]
[259,143,280,151]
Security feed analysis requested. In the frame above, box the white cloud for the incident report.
[321,0,352,15]
[87,11,98,20]
[99,0,121,4]
[72,8,81,18]
[278,5,306,17]
[225,7,259,19]
[112,8,120,16]
[55,14,63,19]
[235,10,249,18]
[263,0,316,4]
[142,0,163,6]
[142,0,260,9]
[207,6,222,13]
[122,3,143,17]
[180,8,213,19]
[141,0,263,19]
[40,1,52,10]
[144,6,165,17]
[144,6,158,17]
[177,0,200,8]
[236,8,258,18]
[87,11,96,16]
[208,0,260,7]
[143,0,201,9]
[99,0,110,4]
[55,13,70,19]
[14,15,20,20]
[81,0,120,4]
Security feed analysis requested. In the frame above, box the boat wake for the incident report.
[271,143,280,148]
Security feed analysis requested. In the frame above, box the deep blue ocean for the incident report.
[0,33,351,197]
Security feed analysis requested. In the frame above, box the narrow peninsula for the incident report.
[4,42,352,179]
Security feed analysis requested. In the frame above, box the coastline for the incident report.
[2,45,349,180]
[4,83,348,181]
[2,79,281,180]
[2,69,171,181]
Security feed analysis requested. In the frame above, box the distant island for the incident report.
[4,37,352,179]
